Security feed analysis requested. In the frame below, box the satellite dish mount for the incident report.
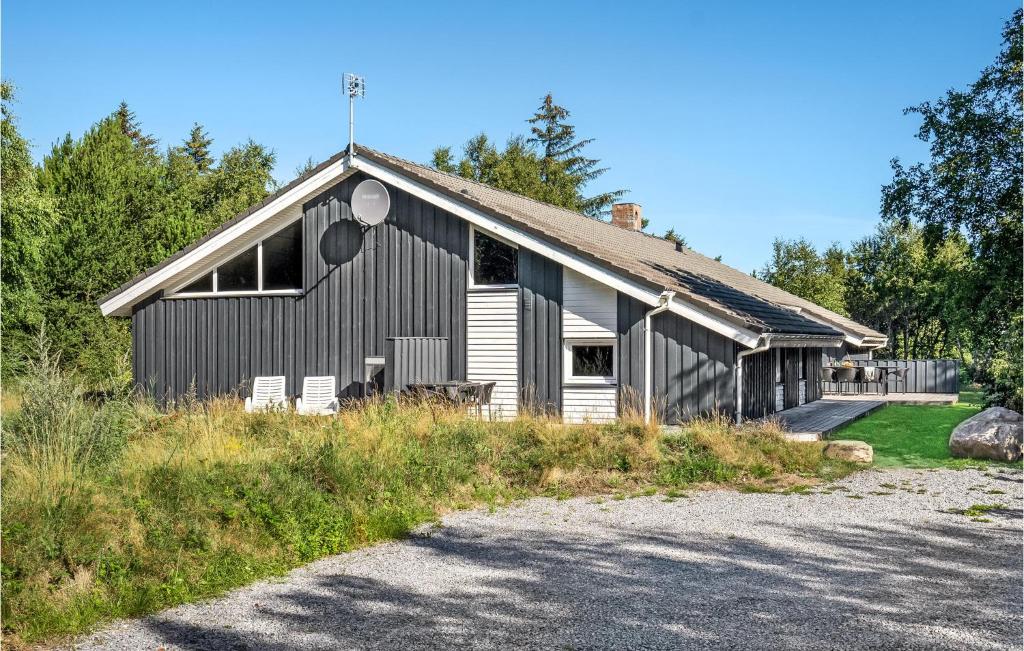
[351,179,390,230]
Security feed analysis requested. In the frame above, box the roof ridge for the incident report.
[358,145,631,224]
[359,148,714,257]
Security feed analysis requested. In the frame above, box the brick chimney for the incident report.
[611,203,643,231]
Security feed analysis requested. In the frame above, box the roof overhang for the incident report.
[779,304,887,351]
[100,148,855,353]
[845,334,889,350]
[99,156,356,317]
[765,333,846,349]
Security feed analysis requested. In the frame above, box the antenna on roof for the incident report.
[344,73,365,157]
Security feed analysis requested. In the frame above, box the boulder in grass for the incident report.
[823,440,873,464]
[949,407,1023,462]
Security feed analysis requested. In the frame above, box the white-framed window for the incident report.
[799,349,806,380]
[564,339,617,385]
[169,220,303,297]
[469,226,518,289]
[774,349,782,384]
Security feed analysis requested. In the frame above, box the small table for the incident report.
[407,381,494,410]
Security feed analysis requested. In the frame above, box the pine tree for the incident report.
[184,122,214,172]
[664,228,687,247]
[115,101,158,152]
[1,82,59,376]
[37,110,163,377]
[527,93,624,216]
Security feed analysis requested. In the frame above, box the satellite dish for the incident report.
[351,179,390,227]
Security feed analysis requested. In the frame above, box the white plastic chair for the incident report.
[244,376,288,413]
[295,376,339,416]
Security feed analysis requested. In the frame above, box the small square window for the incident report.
[473,230,517,286]
[566,341,616,382]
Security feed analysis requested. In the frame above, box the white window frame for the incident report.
[167,219,304,298]
[563,338,618,386]
[468,225,519,290]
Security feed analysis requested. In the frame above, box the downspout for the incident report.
[735,335,772,425]
[644,291,676,424]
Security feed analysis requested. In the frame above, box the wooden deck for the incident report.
[826,392,958,405]
[775,399,886,441]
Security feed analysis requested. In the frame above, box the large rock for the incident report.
[823,440,873,464]
[949,407,1023,462]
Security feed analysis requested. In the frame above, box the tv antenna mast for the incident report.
[344,73,365,156]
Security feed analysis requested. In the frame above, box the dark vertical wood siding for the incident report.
[739,349,775,420]
[782,349,801,409]
[616,294,736,423]
[517,249,562,414]
[616,293,647,414]
[804,347,823,402]
[131,172,468,402]
[384,337,450,391]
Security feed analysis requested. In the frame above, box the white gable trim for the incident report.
[99,158,351,316]
[351,156,762,348]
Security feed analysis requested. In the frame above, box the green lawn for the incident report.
[832,391,995,468]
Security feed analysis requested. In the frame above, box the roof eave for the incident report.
[99,154,354,317]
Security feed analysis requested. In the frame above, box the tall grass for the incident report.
[0,357,854,646]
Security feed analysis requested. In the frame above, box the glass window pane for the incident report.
[262,221,303,290]
[474,230,517,285]
[217,246,258,291]
[571,344,614,377]
[180,272,212,293]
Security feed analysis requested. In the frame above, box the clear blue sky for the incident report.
[3,1,1014,272]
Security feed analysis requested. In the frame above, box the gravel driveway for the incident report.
[72,468,1022,651]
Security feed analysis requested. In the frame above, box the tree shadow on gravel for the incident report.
[134,511,1023,651]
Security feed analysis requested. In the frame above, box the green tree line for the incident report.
[757,9,1022,410]
[431,93,628,219]
[1,86,277,382]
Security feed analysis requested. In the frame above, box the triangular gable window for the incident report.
[170,220,303,295]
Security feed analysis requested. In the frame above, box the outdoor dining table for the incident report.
[406,380,495,412]
[825,365,901,395]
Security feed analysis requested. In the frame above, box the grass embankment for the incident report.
[832,391,1004,468]
[1,355,855,646]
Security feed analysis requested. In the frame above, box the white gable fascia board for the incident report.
[100,158,351,316]
[352,156,762,348]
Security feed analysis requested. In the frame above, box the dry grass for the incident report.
[1,378,854,647]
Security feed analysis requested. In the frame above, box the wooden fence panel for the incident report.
[851,359,958,394]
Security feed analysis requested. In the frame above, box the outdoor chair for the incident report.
[470,381,496,417]
[244,376,288,413]
[887,367,909,394]
[296,376,339,415]
[834,367,860,395]
[821,367,836,394]
[860,366,881,395]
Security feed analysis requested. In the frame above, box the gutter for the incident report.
[735,335,772,425]
[644,291,676,424]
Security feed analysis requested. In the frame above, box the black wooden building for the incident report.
[102,145,886,423]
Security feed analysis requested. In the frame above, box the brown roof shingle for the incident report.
[103,143,884,343]
[357,147,881,340]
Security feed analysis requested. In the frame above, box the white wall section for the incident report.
[562,268,618,422]
[562,269,617,338]
[467,289,519,419]
[563,386,618,424]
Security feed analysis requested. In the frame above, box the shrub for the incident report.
[0,390,849,645]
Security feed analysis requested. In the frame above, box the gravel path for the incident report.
[72,468,1023,651]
